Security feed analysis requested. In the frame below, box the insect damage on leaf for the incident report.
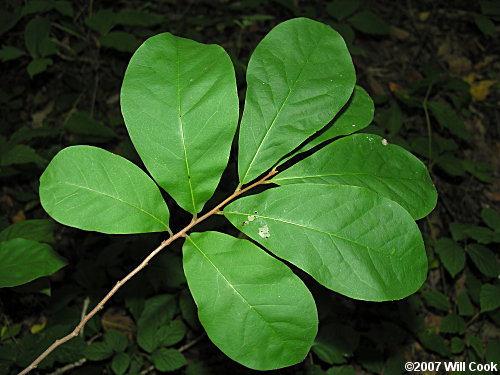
[258,225,270,238]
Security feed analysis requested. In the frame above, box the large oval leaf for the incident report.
[183,231,317,370]
[224,185,427,301]
[0,238,67,287]
[238,17,356,184]
[274,133,437,219]
[40,146,170,234]
[121,33,239,214]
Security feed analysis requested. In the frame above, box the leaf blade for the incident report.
[0,238,67,288]
[121,33,239,213]
[238,18,356,184]
[183,231,318,370]
[39,146,170,234]
[224,185,427,301]
[274,133,437,219]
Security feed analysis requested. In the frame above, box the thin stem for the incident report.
[18,169,278,375]
[423,84,433,163]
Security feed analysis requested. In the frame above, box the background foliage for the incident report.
[0,0,499,374]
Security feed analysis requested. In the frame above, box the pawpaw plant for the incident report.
[39,18,437,370]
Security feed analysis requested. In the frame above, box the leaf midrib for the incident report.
[59,181,168,229]
[187,237,284,336]
[240,34,326,184]
[176,38,197,214]
[273,172,424,183]
[223,211,398,258]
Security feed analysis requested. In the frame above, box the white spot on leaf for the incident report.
[258,225,270,239]
[247,215,255,222]
[382,138,389,146]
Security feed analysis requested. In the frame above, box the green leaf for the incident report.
[450,222,491,242]
[468,334,484,358]
[85,9,116,34]
[39,145,170,234]
[377,102,403,136]
[428,101,469,140]
[21,1,54,15]
[457,291,474,316]
[0,46,26,62]
[0,9,21,37]
[274,133,437,220]
[435,238,465,277]
[224,184,427,301]
[289,85,374,158]
[111,352,130,375]
[480,284,500,312]
[481,208,500,231]
[105,330,128,352]
[24,17,51,58]
[326,0,361,21]
[27,57,53,78]
[451,337,465,354]
[348,10,391,35]
[84,342,114,361]
[467,334,484,358]
[0,144,47,166]
[65,111,117,138]
[121,32,239,214]
[467,244,499,277]
[474,14,495,36]
[0,238,66,288]
[312,324,359,364]
[421,290,451,312]
[417,332,450,356]
[151,348,185,372]
[466,272,482,304]
[0,219,56,243]
[238,18,355,184]
[183,231,318,370]
[100,32,141,53]
[155,320,186,347]
[486,340,500,364]
[53,1,74,17]
[137,294,176,353]
[440,314,466,335]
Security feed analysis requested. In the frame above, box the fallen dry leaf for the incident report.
[392,26,410,40]
[12,210,25,223]
[419,12,430,22]
[102,309,136,341]
[470,80,496,101]
[32,101,54,128]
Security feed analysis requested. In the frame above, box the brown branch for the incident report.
[18,170,278,375]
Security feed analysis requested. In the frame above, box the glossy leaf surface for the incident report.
[183,231,317,370]
[0,238,67,287]
[121,33,238,213]
[274,133,437,219]
[40,146,170,234]
[224,185,427,301]
[238,17,356,184]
